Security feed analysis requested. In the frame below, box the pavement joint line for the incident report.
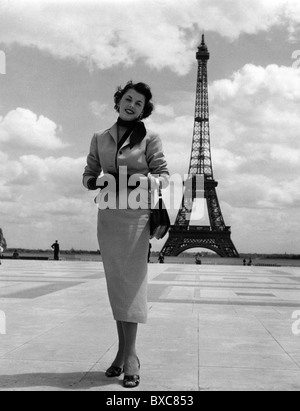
[157,298,300,308]
[231,304,239,316]
[76,341,117,386]
[0,304,98,360]
[0,357,99,365]
[0,281,84,299]
[150,281,300,291]
[0,277,104,283]
[196,365,300,371]
[255,317,300,371]
[1,261,300,391]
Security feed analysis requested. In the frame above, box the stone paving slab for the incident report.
[0,260,300,391]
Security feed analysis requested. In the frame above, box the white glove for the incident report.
[147,173,160,191]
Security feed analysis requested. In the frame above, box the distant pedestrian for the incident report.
[0,228,7,258]
[13,250,19,259]
[195,253,202,265]
[51,241,60,261]
[248,259,252,266]
[158,252,165,264]
[243,259,247,266]
[148,243,152,263]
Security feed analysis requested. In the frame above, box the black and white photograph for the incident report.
[0,0,300,394]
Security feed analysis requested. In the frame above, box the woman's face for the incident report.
[119,89,146,121]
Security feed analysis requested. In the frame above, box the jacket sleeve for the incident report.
[82,133,102,189]
[146,133,170,188]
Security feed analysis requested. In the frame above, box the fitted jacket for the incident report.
[83,123,169,205]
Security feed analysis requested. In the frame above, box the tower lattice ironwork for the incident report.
[161,35,239,258]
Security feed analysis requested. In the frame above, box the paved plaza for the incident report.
[0,260,300,391]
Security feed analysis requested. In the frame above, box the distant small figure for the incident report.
[243,259,247,266]
[195,253,202,265]
[13,250,19,259]
[248,259,252,266]
[148,243,152,263]
[0,228,7,264]
[158,252,165,264]
[51,240,60,261]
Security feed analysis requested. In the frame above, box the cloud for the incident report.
[0,108,66,151]
[155,104,175,117]
[0,0,299,75]
[89,101,109,118]
[219,200,300,253]
[211,64,300,101]
[144,61,300,253]
[148,62,300,211]
[0,100,98,250]
[0,146,95,249]
[0,151,22,182]
[147,114,194,176]
[207,63,300,217]
[5,154,87,197]
[270,145,300,165]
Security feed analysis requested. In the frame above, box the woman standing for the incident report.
[83,82,169,388]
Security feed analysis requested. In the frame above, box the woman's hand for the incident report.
[96,174,113,189]
[87,177,98,191]
[147,173,160,191]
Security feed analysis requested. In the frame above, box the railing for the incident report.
[171,225,231,233]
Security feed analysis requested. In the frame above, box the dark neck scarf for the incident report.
[117,117,147,149]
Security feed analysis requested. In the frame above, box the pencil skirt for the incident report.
[97,209,151,324]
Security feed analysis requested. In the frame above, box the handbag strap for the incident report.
[158,180,163,198]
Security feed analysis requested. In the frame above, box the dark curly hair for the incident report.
[114,81,154,120]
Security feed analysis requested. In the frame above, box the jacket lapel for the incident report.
[109,123,132,150]
[108,123,118,144]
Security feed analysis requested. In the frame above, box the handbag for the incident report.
[150,184,170,240]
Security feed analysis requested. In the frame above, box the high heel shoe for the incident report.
[123,357,140,388]
[105,365,124,378]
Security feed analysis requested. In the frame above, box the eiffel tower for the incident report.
[161,35,239,258]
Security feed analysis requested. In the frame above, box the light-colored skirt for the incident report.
[97,209,151,324]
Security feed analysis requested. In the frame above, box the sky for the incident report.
[0,0,300,254]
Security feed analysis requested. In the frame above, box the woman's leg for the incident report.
[112,321,125,368]
[122,321,140,375]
